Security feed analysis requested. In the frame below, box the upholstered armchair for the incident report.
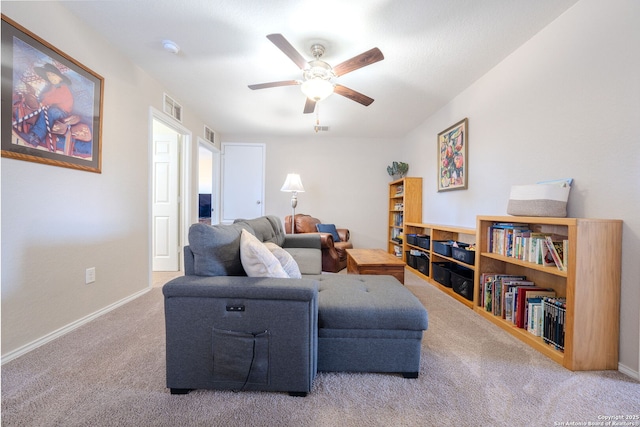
[284,214,353,273]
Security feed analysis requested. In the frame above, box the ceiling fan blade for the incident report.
[334,84,374,106]
[303,98,316,114]
[267,34,308,70]
[248,80,301,90]
[333,47,384,77]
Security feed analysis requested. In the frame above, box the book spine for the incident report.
[544,236,565,271]
[505,292,513,322]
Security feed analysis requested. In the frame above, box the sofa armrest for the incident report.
[337,228,350,242]
[283,233,321,249]
[163,275,318,394]
[163,275,317,300]
[316,233,334,249]
[282,234,322,275]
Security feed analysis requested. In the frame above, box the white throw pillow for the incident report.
[240,229,289,278]
[264,242,302,279]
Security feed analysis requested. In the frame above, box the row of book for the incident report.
[480,273,565,350]
[542,297,567,351]
[487,223,568,271]
[392,212,404,227]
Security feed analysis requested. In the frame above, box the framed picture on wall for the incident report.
[1,14,103,173]
[437,118,468,192]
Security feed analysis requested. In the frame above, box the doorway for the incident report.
[150,110,191,272]
[197,139,221,225]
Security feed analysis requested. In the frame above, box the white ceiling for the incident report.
[61,0,578,139]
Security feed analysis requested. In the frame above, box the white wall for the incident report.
[221,135,397,250]
[402,0,640,375]
[0,2,209,359]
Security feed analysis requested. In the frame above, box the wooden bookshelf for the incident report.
[388,177,422,259]
[475,215,622,371]
[404,222,476,308]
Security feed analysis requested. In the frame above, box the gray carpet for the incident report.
[2,271,639,426]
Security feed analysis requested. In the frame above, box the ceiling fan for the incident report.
[248,34,384,114]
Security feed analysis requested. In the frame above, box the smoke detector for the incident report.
[162,40,180,54]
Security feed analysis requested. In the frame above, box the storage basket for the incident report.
[415,255,429,276]
[406,252,417,269]
[406,234,417,246]
[450,265,474,301]
[451,245,475,265]
[433,240,454,257]
[432,262,454,287]
[416,235,431,250]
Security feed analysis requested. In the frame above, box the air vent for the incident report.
[204,126,215,143]
[163,93,182,122]
[314,125,329,132]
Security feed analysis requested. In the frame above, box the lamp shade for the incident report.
[300,78,334,102]
[280,173,305,192]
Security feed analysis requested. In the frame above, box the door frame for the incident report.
[148,107,192,277]
[197,137,221,225]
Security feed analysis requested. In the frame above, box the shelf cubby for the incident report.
[404,222,476,308]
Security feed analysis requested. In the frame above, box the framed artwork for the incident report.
[1,15,103,173]
[437,118,468,192]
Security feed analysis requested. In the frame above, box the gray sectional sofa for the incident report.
[163,216,428,396]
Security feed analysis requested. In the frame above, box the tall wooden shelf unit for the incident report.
[404,223,476,308]
[475,215,622,371]
[388,177,422,259]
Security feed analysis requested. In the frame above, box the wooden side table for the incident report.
[346,249,406,284]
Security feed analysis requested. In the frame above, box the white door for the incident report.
[152,126,180,271]
[221,143,265,223]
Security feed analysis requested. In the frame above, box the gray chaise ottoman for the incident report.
[313,274,428,377]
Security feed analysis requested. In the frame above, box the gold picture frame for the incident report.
[1,15,103,173]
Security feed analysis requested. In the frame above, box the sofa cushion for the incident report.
[264,242,302,279]
[240,229,289,278]
[188,222,251,276]
[235,215,285,246]
[316,223,341,242]
[314,274,428,331]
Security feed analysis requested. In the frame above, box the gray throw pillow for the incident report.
[188,222,252,276]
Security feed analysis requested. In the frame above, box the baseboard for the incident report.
[1,287,152,365]
[618,362,640,381]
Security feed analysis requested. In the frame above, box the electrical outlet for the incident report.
[86,267,96,284]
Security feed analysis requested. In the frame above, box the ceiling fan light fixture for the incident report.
[248,34,384,112]
[301,78,334,101]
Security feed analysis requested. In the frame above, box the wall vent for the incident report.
[204,126,215,143]
[163,93,182,122]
